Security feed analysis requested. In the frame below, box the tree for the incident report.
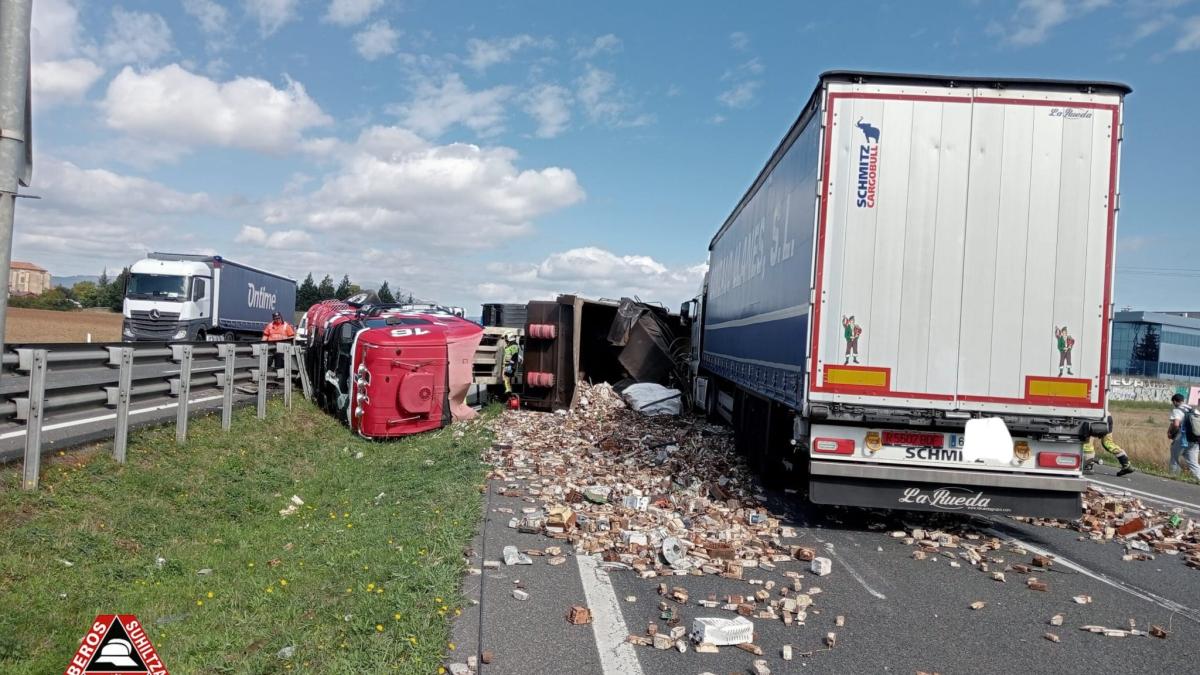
[317,274,336,300]
[334,274,354,300]
[377,280,395,303]
[72,280,100,308]
[1132,325,1161,376]
[296,273,318,310]
[9,287,76,311]
[105,267,130,311]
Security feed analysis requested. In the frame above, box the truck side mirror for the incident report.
[679,301,691,326]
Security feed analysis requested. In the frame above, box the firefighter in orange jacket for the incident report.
[262,311,295,369]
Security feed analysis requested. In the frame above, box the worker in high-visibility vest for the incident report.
[262,311,296,370]
[502,336,520,394]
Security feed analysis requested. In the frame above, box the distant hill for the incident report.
[52,275,100,288]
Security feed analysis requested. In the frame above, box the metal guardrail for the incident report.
[1,340,304,490]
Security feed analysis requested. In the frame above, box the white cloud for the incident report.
[183,0,230,36]
[102,7,174,65]
[718,81,760,108]
[244,0,299,37]
[32,58,105,106]
[729,31,750,51]
[992,0,1111,47]
[1130,15,1171,42]
[31,0,103,108]
[717,58,763,109]
[14,156,211,270]
[465,35,550,71]
[482,247,705,305]
[575,65,652,127]
[324,0,384,26]
[261,125,585,251]
[101,64,331,154]
[575,33,622,59]
[1175,15,1200,51]
[235,225,313,249]
[31,0,86,63]
[523,84,572,138]
[390,74,514,137]
[353,20,399,60]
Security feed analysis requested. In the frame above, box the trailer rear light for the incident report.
[1013,441,1031,463]
[812,438,854,455]
[1037,452,1080,469]
[864,431,882,453]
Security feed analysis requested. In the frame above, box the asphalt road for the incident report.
[452,463,1200,675]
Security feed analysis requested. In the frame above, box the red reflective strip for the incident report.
[812,437,854,455]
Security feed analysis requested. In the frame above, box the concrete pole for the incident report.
[0,0,33,363]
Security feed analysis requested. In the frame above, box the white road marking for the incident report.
[822,542,887,600]
[0,395,224,441]
[985,528,1200,625]
[1087,478,1200,514]
[576,554,645,675]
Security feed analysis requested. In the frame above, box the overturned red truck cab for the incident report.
[301,298,483,437]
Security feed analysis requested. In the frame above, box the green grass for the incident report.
[1110,400,1173,412]
[0,399,491,674]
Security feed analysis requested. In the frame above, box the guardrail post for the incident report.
[253,343,268,419]
[112,347,134,463]
[296,347,313,400]
[281,343,294,408]
[220,343,236,430]
[175,344,193,444]
[21,349,47,491]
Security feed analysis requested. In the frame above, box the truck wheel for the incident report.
[195,330,206,342]
[223,332,236,343]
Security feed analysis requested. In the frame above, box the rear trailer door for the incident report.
[810,81,1122,418]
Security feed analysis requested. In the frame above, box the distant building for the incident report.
[1111,311,1200,383]
[8,261,51,296]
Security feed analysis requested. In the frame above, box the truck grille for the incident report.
[127,310,182,339]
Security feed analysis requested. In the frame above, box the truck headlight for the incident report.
[172,329,188,340]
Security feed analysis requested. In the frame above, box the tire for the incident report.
[223,332,236,343]
[195,330,206,343]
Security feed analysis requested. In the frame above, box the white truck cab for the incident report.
[122,258,214,341]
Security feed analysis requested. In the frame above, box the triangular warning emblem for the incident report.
[64,615,169,675]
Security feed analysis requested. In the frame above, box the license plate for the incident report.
[882,430,944,448]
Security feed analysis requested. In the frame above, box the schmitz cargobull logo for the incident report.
[855,118,881,208]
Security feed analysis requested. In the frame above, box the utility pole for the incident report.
[0,0,33,360]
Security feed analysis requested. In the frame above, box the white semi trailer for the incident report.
[686,71,1130,518]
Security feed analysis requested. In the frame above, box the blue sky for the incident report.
[20,0,1200,311]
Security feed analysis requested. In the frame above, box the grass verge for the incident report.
[1105,401,1200,484]
[0,399,490,673]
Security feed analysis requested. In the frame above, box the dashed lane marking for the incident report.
[576,554,645,675]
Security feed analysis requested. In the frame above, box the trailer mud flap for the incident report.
[809,475,1082,520]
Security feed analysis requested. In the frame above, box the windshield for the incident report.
[126,273,187,301]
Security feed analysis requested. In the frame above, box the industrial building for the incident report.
[1111,311,1200,383]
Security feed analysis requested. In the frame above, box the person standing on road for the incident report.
[262,311,296,371]
[1168,393,1200,481]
